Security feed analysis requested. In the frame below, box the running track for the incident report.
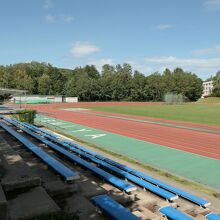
[22,102,220,160]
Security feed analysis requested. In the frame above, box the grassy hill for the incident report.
[197,97,220,104]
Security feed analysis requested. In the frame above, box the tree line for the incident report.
[0,61,207,101]
[211,71,220,97]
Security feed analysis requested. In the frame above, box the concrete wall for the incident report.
[11,96,78,103]
[65,97,78,103]
[10,96,63,103]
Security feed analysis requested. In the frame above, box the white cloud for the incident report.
[45,14,74,24]
[124,59,154,73]
[144,56,220,77]
[204,0,220,10]
[45,14,55,23]
[88,58,114,71]
[44,0,53,9]
[63,15,74,23]
[192,44,220,55]
[70,42,100,58]
[124,60,141,68]
[68,56,219,79]
[89,58,154,74]
[144,56,220,67]
[155,24,173,30]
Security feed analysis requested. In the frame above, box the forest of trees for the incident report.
[212,71,220,97]
[0,61,206,101]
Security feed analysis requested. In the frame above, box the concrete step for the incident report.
[0,184,7,220]
[64,194,105,220]
[0,136,41,192]
[8,186,60,220]
[44,180,79,198]
[79,179,106,198]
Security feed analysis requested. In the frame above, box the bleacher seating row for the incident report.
[159,206,193,220]
[91,193,220,220]
[0,121,79,181]
[91,194,140,220]
[7,118,178,200]
[17,118,210,207]
[63,141,210,207]
[2,117,136,193]
[2,116,220,220]
[91,195,220,220]
[205,213,220,220]
[40,134,178,200]
[91,194,220,220]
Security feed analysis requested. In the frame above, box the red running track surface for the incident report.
[21,102,220,160]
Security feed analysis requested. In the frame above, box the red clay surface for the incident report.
[20,102,220,160]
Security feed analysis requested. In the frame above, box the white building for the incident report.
[202,81,213,98]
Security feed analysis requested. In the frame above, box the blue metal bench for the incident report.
[27,120,208,206]
[7,118,209,206]
[44,135,178,200]
[206,213,220,220]
[10,119,178,201]
[71,144,209,206]
[50,133,210,206]
[23,121,59,139]
[5,119,136,193]
[91,194,140,220]
[0,121,79,181]
[159,206,193,220]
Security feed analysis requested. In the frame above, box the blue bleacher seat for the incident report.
[47,136,178,200]
[34,122,209,206]
[0,121,79,181]
[55,138,210,205]
[5,119,136,193]
[91,194,140,220]
[206,213,220,220]
[159,206,193,220]
[5,117,210,206]
[9,118,178,201]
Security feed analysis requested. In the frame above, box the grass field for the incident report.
[197,97,220,103]
[89,102,220,126]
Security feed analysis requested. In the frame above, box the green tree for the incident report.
[38,74,51,95]
[46,66,65,95]
[111,63,133,100]
[130,71,147,101]
[84,65,100,79]
[99,64,116,100]
[212,71,220,97]
[162,68,203,101]
[0,68,14,88]
[0,61,204,102]
[145,73,165,101]
[14,69,33,91]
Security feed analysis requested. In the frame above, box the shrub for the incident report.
[14,109,37,124]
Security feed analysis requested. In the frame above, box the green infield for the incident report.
[89,103,220,126]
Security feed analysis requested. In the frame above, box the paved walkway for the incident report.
[36,114,220,190]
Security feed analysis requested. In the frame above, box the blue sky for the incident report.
[0,0,220,79]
